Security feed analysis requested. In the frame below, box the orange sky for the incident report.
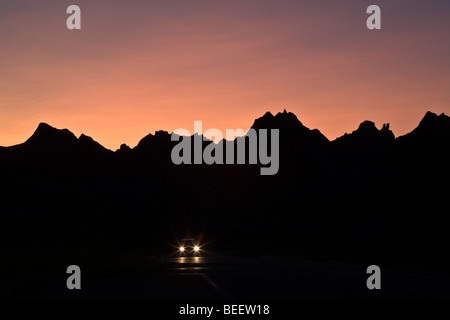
[1,0,449,150]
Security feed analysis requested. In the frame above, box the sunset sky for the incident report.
[1,0,449,150]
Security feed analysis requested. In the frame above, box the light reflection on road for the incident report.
[177,256,202,264]
[174,256,205,271]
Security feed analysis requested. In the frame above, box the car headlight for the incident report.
[194,246,200,252]
[179,246,185,252]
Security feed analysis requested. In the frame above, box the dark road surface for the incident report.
[14,254,450,299]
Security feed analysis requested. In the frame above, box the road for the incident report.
[12,254,450,299]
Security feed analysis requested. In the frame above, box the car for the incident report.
[178,238,201,255]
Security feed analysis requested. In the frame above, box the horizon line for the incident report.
[1,109,447,151]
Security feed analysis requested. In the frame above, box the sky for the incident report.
[1,0,449,150]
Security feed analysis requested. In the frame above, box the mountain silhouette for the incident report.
[8,122,112,156]
[397,111,450,147]
[129,130,175,164]
[0,122,113,168]
[22,122,78,151]
[333,120,395,149]
[78,134,113,155]
[251,109,329,146]
[0,110,448,165]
